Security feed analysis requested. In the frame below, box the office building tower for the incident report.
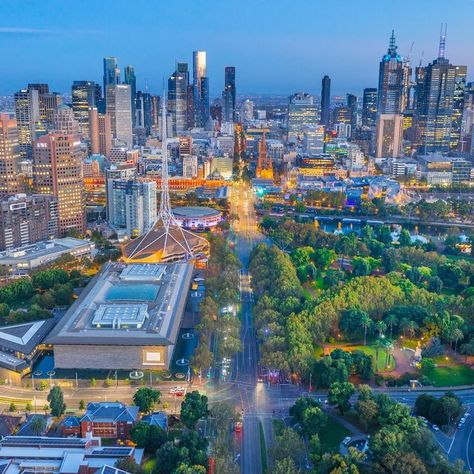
[347,93,358,131]
[193,51,210,127]
[415,27,466,154]
[135,91,153,135]
[89,107,112,157]
[303,126,325,156]
[377,31,406,115]
[0,194,59,251]
[33,134,85,234]
[0,115,21,197]
[450,66,467,151]
[106,178,157,236]
[106,84,133,146]
[182,155,198,178]
[103,57,120,95]
[14,88,40,158]
[288,92,318,138]
[223,67,236,122]
[320,75,331,126]
[375,114,403,157]
[242,99,254,122]
[150,95,160,130]
[362,88,378,127]
[123,66,137,128]
[168,63,189,134]
[53,105,80,135]
[28,84,63,131]
[71,81,97,136]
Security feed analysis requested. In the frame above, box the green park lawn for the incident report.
[326,344,395,372]
[319,417,351,452]
[423,365,474,387]
[143,458,157,474]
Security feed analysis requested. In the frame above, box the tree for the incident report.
[301,406,328,436]
[460,338,474,362]
[399,229,412,247]
[174,465,207,474]
[47,386,66,417]
[352,350,374,380]
[8,402,16,412]
[352,257,372,277]
[133,387,161,413]
[30,416,46,435]
[339,309,371,343]
[115,458,143,474]
[274,457,301,474]
[313,248,337,269]
[155,441,181,474]
[328,382,355,414]
[356,398,379,429]
[269,428,305,465]
[313,357,349,388]
[289,397,321,424]
[180,391,208,429]
[79,400,85,410]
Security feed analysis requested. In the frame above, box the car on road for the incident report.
[432,424,440,431]
[235,421,243,433]
[418,416,428,425]
[342,436,352,446]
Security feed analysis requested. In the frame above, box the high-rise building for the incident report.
[288,92,318,138]
[33,134,85,235]
[223,66,236,122]
[52,105,80,135]
[168,63,189,135]
[106,178,157,237]
[0,193,59,251]
[415,27,466,154]
[0,115,21,198]
[347,93,358,131]
[103,57,120,95]
[106,84,133,146]
[135,91,153,135]
[71,81,97,136]
[375,114,403,158]
[303,126,325,157]
[28,84,62,132]
[377,31,407,115]
[14,88,40,158]
[320,75,331,127]
[450,66,467,151]
[193,51,209,127]
[123,66,137,128]
[89,107,112,157]
[362,88,378,127]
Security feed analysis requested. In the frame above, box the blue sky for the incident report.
[1,0,474,96]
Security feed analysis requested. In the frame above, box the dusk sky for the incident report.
[2,0,474,96]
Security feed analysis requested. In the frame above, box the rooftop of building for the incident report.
[47,262,193,346]
[173,206,221,219]
[0,238,94,264]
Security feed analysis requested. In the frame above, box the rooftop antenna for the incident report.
[438,23,447,59]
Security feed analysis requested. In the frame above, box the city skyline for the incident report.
[2,0,474,96]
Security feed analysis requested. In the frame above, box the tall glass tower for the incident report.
[168,63,189,134]
[124,66,137,128]
[320,75,331,127]
[223,66,236,122]
[192,51,209,127]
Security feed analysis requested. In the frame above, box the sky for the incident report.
[1,0,474,97]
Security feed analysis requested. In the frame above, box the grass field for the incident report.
[424,365,474,387]
[319,417,351,452]
[325,344,394,372]
[143,458,157,474]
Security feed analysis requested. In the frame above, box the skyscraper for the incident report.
[135,91,153,135]
[106,178,157,237]
[347,93,358,131]
[33,134,85,234]
[377,31,406,115]
[14,88,40,158]
[168,63,189,134]
[288,92,318,138]
[362,88,378,127]
[53,105,80,135]
[320,75,331,127]
[123,66,137,128]
[72,81,97,136]
[106,84,133,146]
[89,107,112,157]
[193,51,209,127]
[28,84,62,131]
[223,66,236,123]
[103,57,120,95]
[450,65,467,151]
[0,115,21,198]
[415,27,466,154]
[375,114,403,158]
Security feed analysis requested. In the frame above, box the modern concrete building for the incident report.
[48,262,194,370]
[375,113,403,158]
[106,84,133,146]
[0,114,21,198]
[0,193,58,251]
[14,88,40,158]
[0,237,94,275]
[33,134,86,235]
